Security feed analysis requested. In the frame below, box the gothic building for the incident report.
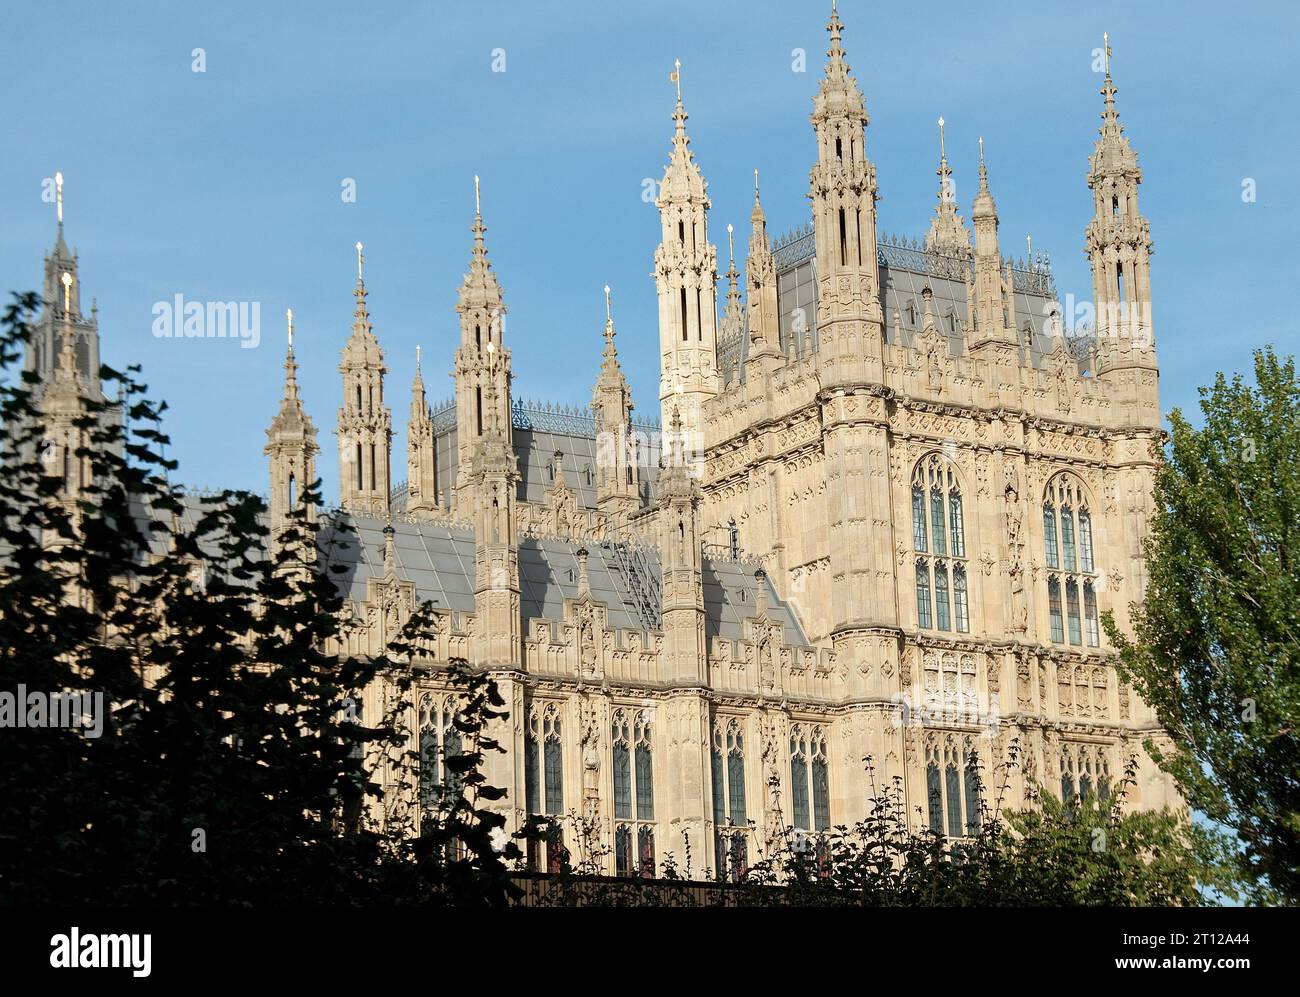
[25,8,1177,878]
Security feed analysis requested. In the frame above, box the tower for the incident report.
[809,3,883,378]
[453,177,513,509]
[967,139,1018,358]
[809,5,899,650]
[654,61,719,444]
[336,243,392,516]
[38,275,95,519]
[264,308,319,559]
[744,170,780,378]
[406,346,439,514]
[26,173,103,402]
[590,286,640,519]
[655,404,713,866]
[1086,34,1155,354]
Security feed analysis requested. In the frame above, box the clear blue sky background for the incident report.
[2,0,1296,499]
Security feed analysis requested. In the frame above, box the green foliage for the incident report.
[1105,347,1300,905]
[0,293,519,905]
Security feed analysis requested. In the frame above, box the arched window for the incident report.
[712,718,748,880]
[418,694,440,814]
[1044,475,1100,647]
[925,735,981,838]
[417,694,465,827]
[789,725,830,833]
[912,455,969,633]
[525,703,564,819]
[612,710,656,877]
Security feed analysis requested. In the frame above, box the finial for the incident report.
[1027,234,1032,260]
[754,168,760,199]
[670,58,681,103]
[61,271,71,312]
[286,307,294,348]
[604,284,612,324]
[355,241,364,284]
[938,116,946,160]
[474,174,481,216]
[727,223,735,266]
[415,343,422,370]
[1103,31,1111,76]
[55,171,64,227]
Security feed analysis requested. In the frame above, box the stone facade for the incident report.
[29,9,1178,878]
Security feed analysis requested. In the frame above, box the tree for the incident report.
[1106,347,1300,905]
[0,293,521,905]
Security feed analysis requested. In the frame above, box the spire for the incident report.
[29,170,103,402]
[724,223,741,314]
[269,307,313,435]
[968,140,1016,354]
[808,1,883,363]
[411,344,427,411]
[458,175,505,315]
[282,308,300,404]
[925,116,971,255]
[1090,32,1139,180]
[337,240,391,515]
[654,56,719,440]
[825,1,850,86]
[972,136,997,222]
[54,170,69,257]
[266,307,320,544]
[659,59,709,206]
[591,284,639,520]
[344,240,382,362]
[1086,31,1154,349]
[745,170,779,366]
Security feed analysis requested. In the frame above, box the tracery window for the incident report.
[912,455,969,633]
[418,693,464,816]
[524,702,565,872]
[789,725,830,833]
[1043,475,1100,647]
[612,710,656,877]
[925,734,982,838]
[1060,743,1113,802]
[711,717,748,880]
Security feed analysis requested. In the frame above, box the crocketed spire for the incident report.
[925,116,971,255]
[458,175,505,314]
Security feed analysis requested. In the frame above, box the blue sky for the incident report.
[2,0,1296,498]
